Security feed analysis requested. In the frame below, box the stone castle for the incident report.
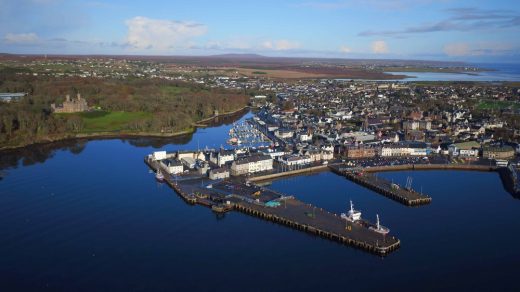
[51,93,89,113]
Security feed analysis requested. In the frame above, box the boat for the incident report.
[341,200,362,222]
[369,214,390,235]
[155,168,165,182]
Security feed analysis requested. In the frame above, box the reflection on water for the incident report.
[0,139,88,171]
[0,108,249,172]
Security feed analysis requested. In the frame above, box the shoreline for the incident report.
[0,106,249,152]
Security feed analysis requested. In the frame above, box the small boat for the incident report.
[155,169,165,182]
[369,214,390,235]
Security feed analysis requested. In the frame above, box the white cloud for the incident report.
[443,42,470,56]
[261,39,300,51]
[371,40,388,54]
[340,45,352,53]
[3,32,39,44]
[125,16,207,51]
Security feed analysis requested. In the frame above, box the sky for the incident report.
[1,0,519,62]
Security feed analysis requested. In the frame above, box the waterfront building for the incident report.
[181,157,197,169]
[380,142,431,157]
[160,159,184,175]
[279,154,311,166]
[344,146,376,159]
[209,149,235,167]
[448,141,480,157]
[177,151,205,161]
[230,155,273,176]
[209,167,230,180]
[483,146,515,159]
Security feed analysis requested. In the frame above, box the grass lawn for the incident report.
[477,100,520,110]
[78,111,152,132]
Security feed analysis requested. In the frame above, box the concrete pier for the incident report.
[145,157,400,256]
[329,165,432,206]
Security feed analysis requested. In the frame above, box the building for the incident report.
[51,93,88,113]
[0,92,26,103]
[209,149,235,167]
[209,167,230,180]
[448,141,480,157]
[279,154,311,166]
[381,142,431,157]
[230,155,273,176]
[152,151,168,161]
[344,146,376,159]
[181,157,197,169]
[402,120,431,131]
[275,129,294,139]
[177,151,205,161]
[160,159,184,175]
[321,151,334,161]
[483,146,515,159]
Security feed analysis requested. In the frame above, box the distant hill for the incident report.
[0,52,468,67]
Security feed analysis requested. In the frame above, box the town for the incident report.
[142,74,520,255]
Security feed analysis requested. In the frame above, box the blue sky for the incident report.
[1,0,519,62]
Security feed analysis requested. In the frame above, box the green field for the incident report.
[477,100,520,110]
[78,111,152,132]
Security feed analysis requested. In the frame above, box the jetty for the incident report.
[145,157,400,256]
[330,164,432,206]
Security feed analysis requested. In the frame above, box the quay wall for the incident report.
[247,165,329,182]
[232,203,400,256]
[362,163,498,173]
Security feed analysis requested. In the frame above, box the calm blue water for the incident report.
[384,62,520,81]
[1,111,519,291]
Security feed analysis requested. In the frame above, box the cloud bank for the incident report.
[125,16,207,51]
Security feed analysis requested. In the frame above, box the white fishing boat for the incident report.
[369,214,390,235]
[341,200,362,222]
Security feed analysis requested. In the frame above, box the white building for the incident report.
[280,154,311,166]
[210,149,235,166]
[153,151,168,161]
[275,129,294,139]
[160,159,184,175]
[230,155,273,176]
[299,133,313,142]
[181,157,196,169]
[209,167,230,180]
[321,151,334,160]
